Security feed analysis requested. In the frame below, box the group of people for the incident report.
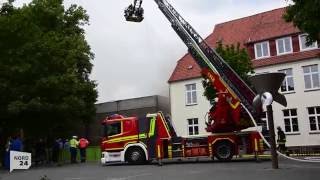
[2,135,90,170]
[69,136,90,163]
[35,136,90,164]
[33,137,70,165]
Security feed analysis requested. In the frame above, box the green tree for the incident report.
[0,0,97,138]
[283,0,320,45]
[202,42,254,102]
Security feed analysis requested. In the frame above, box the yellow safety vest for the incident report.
[70,139,79,148]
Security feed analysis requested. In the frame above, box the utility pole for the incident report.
[266,104,278,169]
[250,72,287,169]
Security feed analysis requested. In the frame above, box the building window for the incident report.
[283,109,299,133]
[185,84,197,105]
[299,34,318,51]
[303,65,320,90]
[276,37,292,55]
[279,68,294,92]
[187,118,199,135]
[308,106,320,132]
[254,41,270,59]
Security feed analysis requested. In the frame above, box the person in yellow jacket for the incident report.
[69,136,79,163]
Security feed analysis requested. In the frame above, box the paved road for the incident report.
[1,158,319,180]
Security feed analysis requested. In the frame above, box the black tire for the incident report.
[125,147,146,164]
[214,141,234,161]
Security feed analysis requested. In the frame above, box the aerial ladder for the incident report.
[124,0,260,133]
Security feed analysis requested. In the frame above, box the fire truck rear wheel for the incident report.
[126,147,146,164]
[214,141,234,161]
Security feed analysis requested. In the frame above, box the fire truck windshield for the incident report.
[104,122,121,137]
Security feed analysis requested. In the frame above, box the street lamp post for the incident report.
[250,73,287,169]
[266,104,278,169]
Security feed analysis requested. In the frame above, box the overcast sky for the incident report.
[3,0,291,103]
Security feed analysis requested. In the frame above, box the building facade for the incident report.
[168,8,320,147]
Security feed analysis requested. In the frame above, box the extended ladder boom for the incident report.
[125,0,261,128]
[155,0,257,117]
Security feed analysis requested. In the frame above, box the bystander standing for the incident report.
[69,136,79,163]
[4,136,12,170]
[79,137,89,163]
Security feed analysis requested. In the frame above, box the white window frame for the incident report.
[187,118,199,135]
[299,34,318,51]
[185,83,197,105]
[276,37,293,55]
[283,109,299,133]
[307,106,320,132]
[278,68,295,93]
[254,41,270,59]
[303,65,320,90]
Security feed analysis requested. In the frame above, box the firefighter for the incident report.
[277,126,286,153]
[69,136,79,163]
[78,137,89,163]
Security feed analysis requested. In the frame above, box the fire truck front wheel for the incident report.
[125,147,146,164]
[214,141,234,161]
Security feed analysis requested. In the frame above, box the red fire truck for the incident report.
[100,0,265,165]
[101,112,263,164]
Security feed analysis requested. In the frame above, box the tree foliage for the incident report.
[0,0,97,138]
[202,43,254,102]
[283,0,320,45]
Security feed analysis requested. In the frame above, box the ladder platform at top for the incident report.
[125,15,144,22]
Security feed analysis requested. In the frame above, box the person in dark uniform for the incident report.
[277,126,286,153]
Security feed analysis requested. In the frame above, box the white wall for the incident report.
[255,57,320,147]
[169,79,211,137]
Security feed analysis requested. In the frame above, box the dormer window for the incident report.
[187,65,193,70]
[254,41,270,59]
[276,37,292,55]
[299,34,318,51]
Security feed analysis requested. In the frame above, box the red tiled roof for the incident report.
[253,49,320,68]
[168,54,202,83]
[206,7,300,48]
[168,7,314,83]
